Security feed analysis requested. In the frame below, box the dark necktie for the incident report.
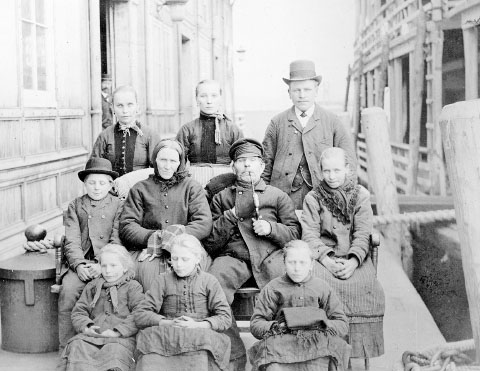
[300,111,307,118]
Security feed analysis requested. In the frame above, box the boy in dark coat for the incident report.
[58,158,123,350]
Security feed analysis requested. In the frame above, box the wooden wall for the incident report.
[0,0,235,260]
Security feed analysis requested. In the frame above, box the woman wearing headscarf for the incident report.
[176,80,243,186]
[119,139,212,291]
[91,85,159,177]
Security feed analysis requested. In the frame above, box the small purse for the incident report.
[279,307,329,331]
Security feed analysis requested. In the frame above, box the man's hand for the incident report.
[76,264,92,282]
[335,257,359,280]
[320,256,344,276]
[138,248,159,262]
[252,219,271,236]
[86,263,101,279]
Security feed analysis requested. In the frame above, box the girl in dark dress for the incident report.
[134,234,232,371]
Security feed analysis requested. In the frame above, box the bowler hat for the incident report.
[229,138,264,161]
[78,158,119,182]
[282,59,322,84]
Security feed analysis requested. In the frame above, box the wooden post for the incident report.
[440,100,480,362]
[375,33,390,107]
[392,58,403,142]
[361,107,401,260]
[407,8,426,194]
[89,0,102,144]
[352,52,364,147]
[429,25,447,195]
[463,26,479,100]
[344,65,352,112]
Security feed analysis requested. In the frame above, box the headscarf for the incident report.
[314,175,359,225]
[118,120,144,137]
[200,111,223,145]
[150,139,189,191]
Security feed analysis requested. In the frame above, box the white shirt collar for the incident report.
[294,105,315,127]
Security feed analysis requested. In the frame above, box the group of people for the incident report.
[55,59,385,371]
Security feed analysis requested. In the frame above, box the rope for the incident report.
[402,339,477,371]
[373,209,456,226]
[23,239,56,253]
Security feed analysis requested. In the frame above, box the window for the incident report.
[21,0,56,106]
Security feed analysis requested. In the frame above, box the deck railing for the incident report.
[355,0,464,66]
[356,133,431,195]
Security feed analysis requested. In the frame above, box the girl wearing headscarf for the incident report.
[301,147,385,362]
[91,85,159,177]
[119,139,212,291]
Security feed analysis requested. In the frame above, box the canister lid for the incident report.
[0,251,55,280]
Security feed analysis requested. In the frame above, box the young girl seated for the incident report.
[59,244,144,371]
[248,240,351,371]
[133,234,232,371]
[301,147,385,361]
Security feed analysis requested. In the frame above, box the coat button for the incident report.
[164,193,167,197]
[101,215,105,219]
[333,226,337,229]
[239,191,243,195]
[100,235,104,239]
[289,153,292,155]
[240,217,244,222]
[285,173,289,176]
[165,205,169,209]
[165,220,169,223]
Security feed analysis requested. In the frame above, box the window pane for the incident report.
[21,0,32,20]
[35,0,45,24]
[22,21,34,89]
[36,26,47,90]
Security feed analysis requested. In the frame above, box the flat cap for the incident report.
[229,138,264,161]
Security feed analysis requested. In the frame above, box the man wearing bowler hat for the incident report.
[262,59,356,209]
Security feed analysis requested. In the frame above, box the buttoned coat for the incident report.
[176,116,243,165]
[64,193,123,270]
[203,180,301,289]
[262,104,356,195]
[91,123,159,175]
[119,176,213,250]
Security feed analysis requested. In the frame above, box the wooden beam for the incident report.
[440,100,480,363]
[376,33,390,107]
[407,8,426,194]
[463,26,478,100]
[353,53,364,145]
[429,26,447,195]
[366,70,374,107]
[362,107,401,260]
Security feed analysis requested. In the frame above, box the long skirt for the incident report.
[312,256,385,358]
[60,334,135,371]
[264,357,333,371]
[135,326,231,371]
[136,350,219,371]
[248,332,351,371]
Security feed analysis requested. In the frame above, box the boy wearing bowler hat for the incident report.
[58,158,124,351]
[262,59,357,209]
